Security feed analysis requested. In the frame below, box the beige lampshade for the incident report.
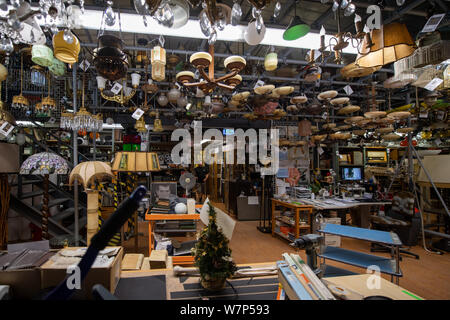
[69,161,114,189]
[254,84,275,95]
[338,105,360,115]
[355,22,416,68]
[111,151,160,172]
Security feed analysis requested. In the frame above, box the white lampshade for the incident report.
[96,76,107,90]
[204,95,211,106]
[131,73,141,87]
[264,52,278,71]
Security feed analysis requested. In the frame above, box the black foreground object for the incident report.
[44,186,147,300]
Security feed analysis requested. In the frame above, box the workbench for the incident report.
[296,198,391,228]
[119,262,279,300]
[271,199,314,241]
[116,262,423,300]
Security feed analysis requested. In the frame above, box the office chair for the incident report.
[370,191,420,260]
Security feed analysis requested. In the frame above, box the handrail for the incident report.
[29,120,91,161]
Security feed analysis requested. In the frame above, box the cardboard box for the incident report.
[40,247,123,300]
[149,250,168,269]
[0,268,41,299]
[321,218,341,247]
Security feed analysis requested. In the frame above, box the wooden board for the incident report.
[324,274,424,300]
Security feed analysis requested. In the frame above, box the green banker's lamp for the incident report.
[283,2,310,41]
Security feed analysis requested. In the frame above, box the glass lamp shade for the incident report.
[177,95,188,108]
[131,73,141,88]
[283,16,310,41]
[264,52,278,71]
[151,46,166,65]
[157,93,169,106]
[96,76,107,90]
[16,133,26,146]
[152,63,165,81]
[355,22,416,68]
[168,88,181,103]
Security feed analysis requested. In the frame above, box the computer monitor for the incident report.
[341,167,363,181]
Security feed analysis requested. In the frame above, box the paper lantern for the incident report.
[152,63,165,82]
[151,46,166,65]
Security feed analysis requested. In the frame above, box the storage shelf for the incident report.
[275,217,309,229]
[273,231,294,242]
[318,246,402,277]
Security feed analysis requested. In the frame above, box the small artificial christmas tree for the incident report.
[192,202,237,290]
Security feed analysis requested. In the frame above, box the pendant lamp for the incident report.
[355,22,416,68]
[283,2,310,41]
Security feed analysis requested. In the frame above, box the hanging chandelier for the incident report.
[317,1,367,64]
[36,71,57,117]
[12,49,30,112]
[176,44,246,94]
[61,73,103,132]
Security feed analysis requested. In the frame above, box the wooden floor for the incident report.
[125,202,450,300]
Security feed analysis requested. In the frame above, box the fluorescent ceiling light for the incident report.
[58,10,358,54]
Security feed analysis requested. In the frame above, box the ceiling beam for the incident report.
[311,4,334,29]
[383,0,428,25]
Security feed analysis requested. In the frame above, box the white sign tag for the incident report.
[79,60,90,71]
[0,122,14,137]
[419,110,428,119]
[421,13,445,33]
[254,79,265,89]
[48,117,56,124]
[111,82,123,95]
[343,85,353,95]
[248,196,259,205]
[424,78,443,91]
[132,108,145,120]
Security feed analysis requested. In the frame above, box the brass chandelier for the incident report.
[176,44,246,94]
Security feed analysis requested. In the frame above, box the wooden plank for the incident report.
[324,274,424,300]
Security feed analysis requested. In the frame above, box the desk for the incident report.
[271,199,313,241]
[145,209,201,266]
[324,274,424,300]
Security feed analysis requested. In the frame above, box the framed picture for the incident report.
[150,182,177,203]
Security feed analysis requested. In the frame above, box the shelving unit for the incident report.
[318,223,403,284]
[271,198,313,242]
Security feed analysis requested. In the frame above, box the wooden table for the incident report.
[271,199,314,241]
[324,274,424,300]
[145,209,200,266]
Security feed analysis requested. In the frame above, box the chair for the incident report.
[370,191,420,260]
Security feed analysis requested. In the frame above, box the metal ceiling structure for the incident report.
[4,0,448,119]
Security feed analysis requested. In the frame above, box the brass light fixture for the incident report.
[0,83,15,125]
[12,50,30,111]
[99,73,139,105]
[176,44,246,94]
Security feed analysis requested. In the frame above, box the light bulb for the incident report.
[320,26,326,36]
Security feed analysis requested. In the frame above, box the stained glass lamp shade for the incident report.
[19,152,69,240]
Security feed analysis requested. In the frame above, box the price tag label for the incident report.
[421,13,445,33]
[254,79,265,89]
[132,108,145,120]
[318,146,324,155]
[343,85,353,95]
[424,78,443,91]
[437,111,446,121]
[419,110,429,119]
[0,122,14,137]
[111,82,123,95]
[79,60,90,71]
